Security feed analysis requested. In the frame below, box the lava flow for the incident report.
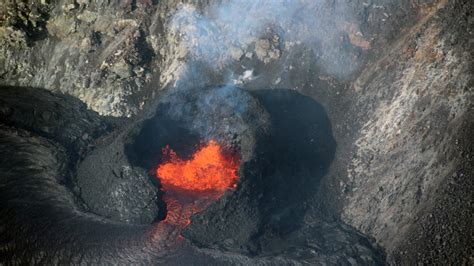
[156,140,240,227]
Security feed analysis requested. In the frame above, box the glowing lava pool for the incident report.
[157,140,240,194]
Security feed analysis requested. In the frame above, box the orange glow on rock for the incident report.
[156,140,240,193]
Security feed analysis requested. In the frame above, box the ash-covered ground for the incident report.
[1,0,473,265]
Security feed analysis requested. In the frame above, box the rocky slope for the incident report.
[341,1,473,264]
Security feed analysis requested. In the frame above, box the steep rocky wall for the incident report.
[341,1,473,264]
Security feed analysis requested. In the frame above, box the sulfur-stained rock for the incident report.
[255,38,281,64]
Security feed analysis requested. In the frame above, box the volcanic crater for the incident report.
[0,1,472,265]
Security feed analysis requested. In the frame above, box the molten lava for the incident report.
[157,140,240,193]
[156,140,240,227]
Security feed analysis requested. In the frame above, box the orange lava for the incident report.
[156,140,240,193]
[156,140,240,227]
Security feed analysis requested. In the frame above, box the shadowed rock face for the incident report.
[0,0,473,264]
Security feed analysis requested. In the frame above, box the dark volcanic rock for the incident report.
[0,85,161,224]
[0,86,110,157]
[76,135,160,225]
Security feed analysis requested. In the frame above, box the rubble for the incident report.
[255,37,281,64]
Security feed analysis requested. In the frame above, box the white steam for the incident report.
[165,0,368,87]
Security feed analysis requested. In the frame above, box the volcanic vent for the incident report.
[122,85,378,261]
[125,85,270,228]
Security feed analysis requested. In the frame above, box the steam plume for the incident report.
[166,0,366,87]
